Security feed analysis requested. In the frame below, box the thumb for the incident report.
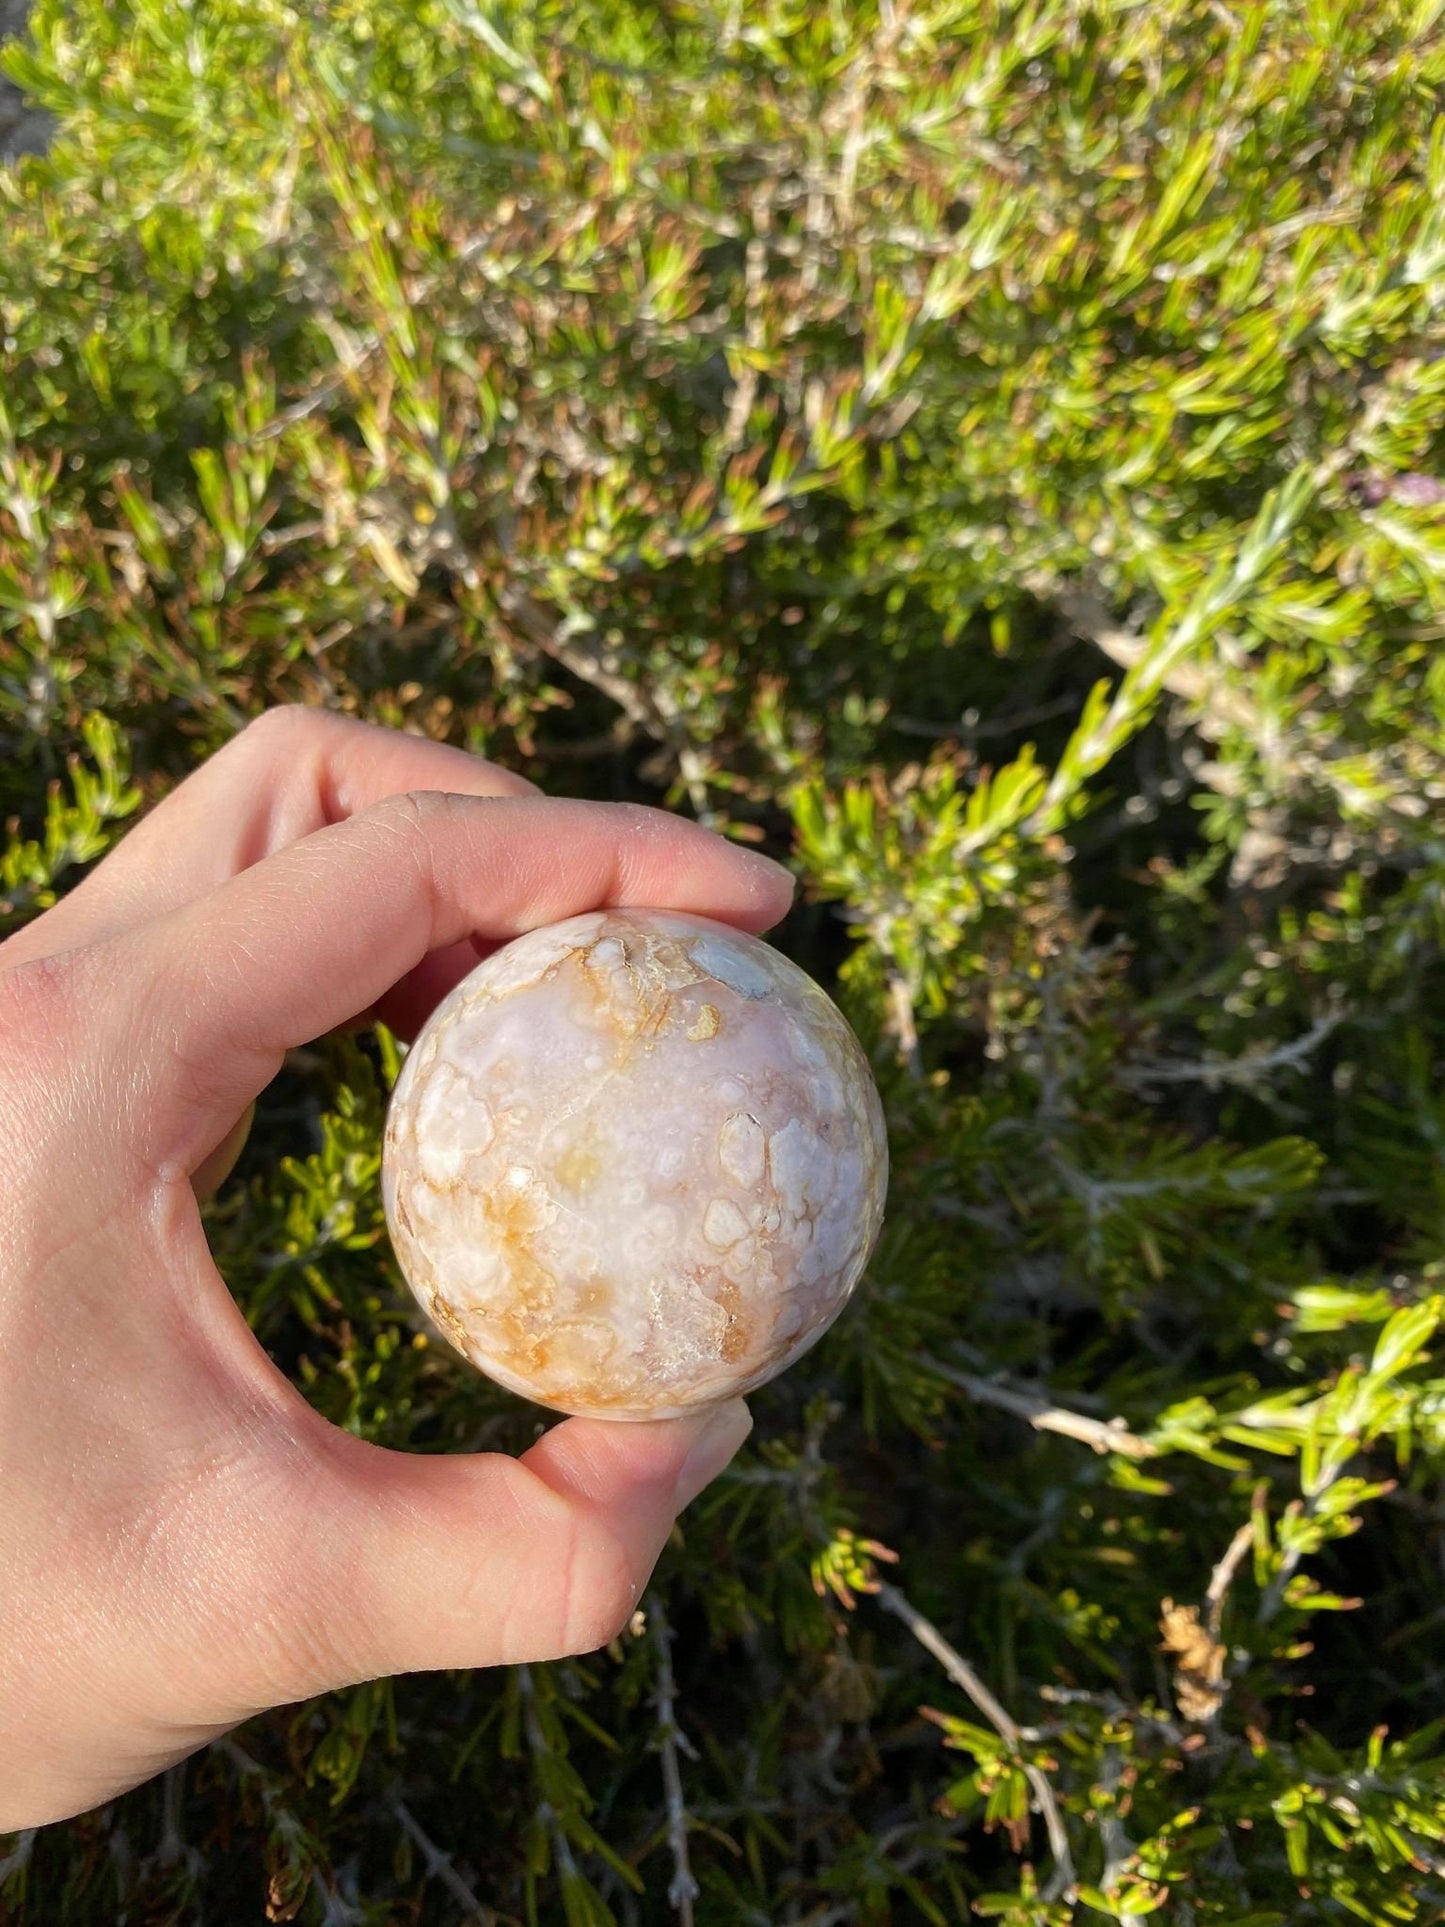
[272,1400,753,1695]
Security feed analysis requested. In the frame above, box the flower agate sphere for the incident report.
[381,908,888,1419]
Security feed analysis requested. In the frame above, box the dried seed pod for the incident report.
[381,908,888,1419]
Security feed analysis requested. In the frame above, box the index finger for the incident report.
[0,707,537,974]
[49,792,795,1181]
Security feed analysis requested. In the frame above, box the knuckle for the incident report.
[0,947,82,1054]
[485,1466,647,1665]
[553,1514,644,1658]
[242,1579,358,1705]
[368,786,443,834]
[0,949,105,1184]
[365,789,465,877]
[225,703,333,772]
[236,702,317,750]
[206,1445,362,1704]
[618,799,679,840]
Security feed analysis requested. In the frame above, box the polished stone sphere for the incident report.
[381,908,888,1419]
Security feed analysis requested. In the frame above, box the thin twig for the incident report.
[516,1663,580,1898]
[0,1829,36,1884]
[1162,1512,1259,1726]
[647,1592,700,1926]
[1057,582,1261,738]
[1096,1747,1134,1892]
[1037,1682,1185,1746]
[495,579,664,738]
[497,568,725,822]
[157,1762,185,1868]
[929,1359,1157,1459]
[885,970,922,1079]
[717,196,769,454]
[391,1796,496,1924]
[1259,1493,1314,1626]
[1205,1519,1256,1644]
[876,1580,1076,1903]
[260,222,510,441]
[1119,1011,1343,1093]
[1201,1513,1259,1732]
[311,1867,367,1927]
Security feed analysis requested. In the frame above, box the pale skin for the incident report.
[0,707,793,1830]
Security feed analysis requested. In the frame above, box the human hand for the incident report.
[0,708,792,1829]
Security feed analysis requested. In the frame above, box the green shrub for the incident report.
[4,0,1445,1919]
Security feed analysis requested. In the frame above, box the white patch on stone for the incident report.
[767,1117,829,1223]
[718,1112,767,1188]
[785,1015,833,1079]
[689,933,776,999]
[414,1062,493,1184]
[702,1196,750,1249]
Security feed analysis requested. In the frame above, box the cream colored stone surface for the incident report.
[381,909,888,1418]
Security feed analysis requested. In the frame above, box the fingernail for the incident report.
[740,850,796,906]
[674,1398,753,1509]
[755,852,796,892]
